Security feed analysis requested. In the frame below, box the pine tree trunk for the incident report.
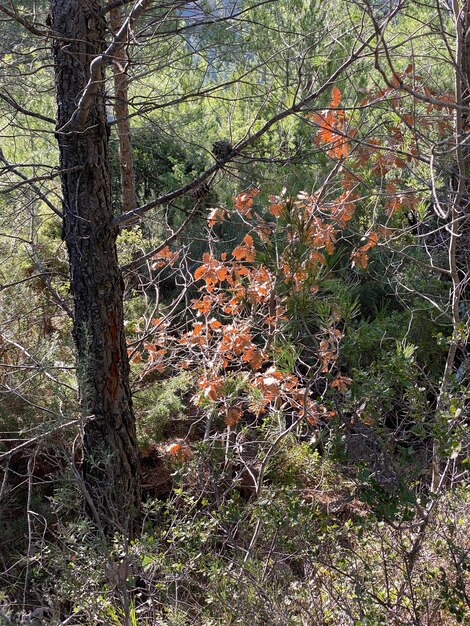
[51,0,140,533]
[109,2,138,214]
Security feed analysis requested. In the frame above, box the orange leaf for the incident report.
[233,188,259,215]
[331,375,352,392]
[225,406,243,427]
[192,296,213,315]
[152,245,179,268]
[268,195,284,217]
[331,86,342,107]
[209,318,223,330]
[208,207,226,227]
[154,245,173,259]
[243,234,254,247]
[350,248,369,269]
[309,250,325,265]
[232,240,255,261]
[167,442,192,461]
[216,266,228,281]
[194,265,207,280]
[242,347,265,370]
[197,375,225,401]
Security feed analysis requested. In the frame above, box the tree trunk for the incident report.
[51,0,140,534]
[460,0,470,284]
[432,0,470,491]
[109,2,138,214]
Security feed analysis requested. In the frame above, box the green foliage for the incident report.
[135,372,192,445]
[16,451,467,625]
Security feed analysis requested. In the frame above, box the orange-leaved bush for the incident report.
[130,78,456,434]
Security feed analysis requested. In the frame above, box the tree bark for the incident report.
[109,1,138,214]
[51,0,140,534]
[432,0,470,491]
